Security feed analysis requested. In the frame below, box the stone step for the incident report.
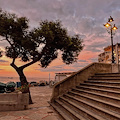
[72,86,120,97]
[90,76,120,79]
[62,94,120,120]
[85,80,120,86]
[69,90,120,105]
[56,99,86,120]
[59,96,106,120]
[88,78,120,82]
[80,83,120,91]
[77,85,120,94]
[95,73,120,76]
[49,102,72,120]
[50,72,120,120]
[0,101,17,104]
[66,91,120,114]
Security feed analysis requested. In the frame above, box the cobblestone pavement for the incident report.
[0,86,61,120]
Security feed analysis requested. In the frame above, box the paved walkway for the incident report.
[0,86,61,120]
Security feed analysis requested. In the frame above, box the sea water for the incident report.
[0,76,54,83]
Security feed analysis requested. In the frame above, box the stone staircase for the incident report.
[49,73,120,120]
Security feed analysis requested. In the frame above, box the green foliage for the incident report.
[0,9,84,68]
[0,9,36,62]
[31,20,83,67]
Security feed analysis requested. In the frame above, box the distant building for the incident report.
[98,43,120,64]
[55,72,76,81]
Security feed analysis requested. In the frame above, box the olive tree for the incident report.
[0,9,84,104]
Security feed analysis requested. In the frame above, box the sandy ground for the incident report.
[0,86,61,120]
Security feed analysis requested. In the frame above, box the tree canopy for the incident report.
[0,9,83,69]
[0,9,84,104]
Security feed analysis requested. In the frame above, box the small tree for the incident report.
[0,9,84,104]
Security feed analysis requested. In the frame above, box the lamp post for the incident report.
[104,16,118,63]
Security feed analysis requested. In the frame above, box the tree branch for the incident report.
[19,46,47,70]
[19,59,39,70]
[12,57,16,64]
[10,58,18,70]
[5,35,13,46]
[5,34,18,70]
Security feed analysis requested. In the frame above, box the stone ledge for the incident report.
[0,101,17,104]
[0,92,29,111]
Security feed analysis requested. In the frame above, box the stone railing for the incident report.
[51,62,113,102]
[0,92,29,111]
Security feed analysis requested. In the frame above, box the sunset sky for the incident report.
[0,0,120,79]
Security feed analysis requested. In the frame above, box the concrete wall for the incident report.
[55,75,67,82]
[111,64,120,73]
[51,62,113,102]
[0,92,29,111]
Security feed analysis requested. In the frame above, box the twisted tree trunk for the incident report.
[10,54,43,104]
[11,62,33,104]
[17,68,33,104]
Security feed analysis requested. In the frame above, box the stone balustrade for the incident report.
[51,62,114,102]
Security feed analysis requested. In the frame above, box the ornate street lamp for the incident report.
[104,16,118,63]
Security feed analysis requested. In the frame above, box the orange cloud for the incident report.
[79,51,98,60]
